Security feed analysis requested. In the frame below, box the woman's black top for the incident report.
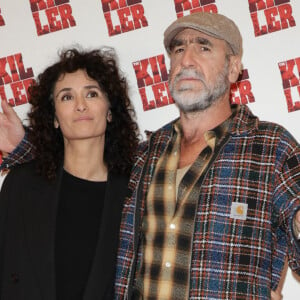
[55,170,106,300]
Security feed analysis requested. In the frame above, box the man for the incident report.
[0,12,299,300]
[113,12,300,299]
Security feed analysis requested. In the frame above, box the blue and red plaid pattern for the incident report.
[115,105,300,300]
[0,130,35,171]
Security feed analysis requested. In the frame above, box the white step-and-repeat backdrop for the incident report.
[0,0,299,297]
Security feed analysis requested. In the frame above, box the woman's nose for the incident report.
[76,98,87,112]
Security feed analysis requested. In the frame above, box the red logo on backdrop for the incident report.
[29,0,76,36]
[174,0,218,18]
[249,0,296,37]
[0,53,35,107]
[230,69,255,105]
[133,54,174,111]
[0,8,5,26]
[278,57,300,113]
[101,0,148,36]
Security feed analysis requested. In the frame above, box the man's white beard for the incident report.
[169,61,230,113]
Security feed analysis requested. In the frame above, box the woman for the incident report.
[0,48,139,300]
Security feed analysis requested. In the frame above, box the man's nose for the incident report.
[180,46,196,68]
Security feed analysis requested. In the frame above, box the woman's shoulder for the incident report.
[2,161,42,188]
[7,160,37,177]
[108,172,129,189]
[0,161,38,202]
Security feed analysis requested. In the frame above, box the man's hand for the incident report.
[0,100,25,153]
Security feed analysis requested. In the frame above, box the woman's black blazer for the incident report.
[0,161,129,300]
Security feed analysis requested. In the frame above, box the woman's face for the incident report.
[53,69,111,143]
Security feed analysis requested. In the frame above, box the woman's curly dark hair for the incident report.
[27,47,140,180]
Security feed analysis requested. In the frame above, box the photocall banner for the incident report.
[0,0,299,296]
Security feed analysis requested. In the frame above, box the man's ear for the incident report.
[228,56,242,83]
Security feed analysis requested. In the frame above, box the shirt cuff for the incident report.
[0,130,34,171]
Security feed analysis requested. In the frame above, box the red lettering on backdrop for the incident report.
[133,54,174,111]
[0,8,5,26]
[101,0,148,36]
[0,53,35,107]
[29,0,76,35]
[278,57,300,113]
[30,0,69,11]
[230,69,255,105]
[248,0,296,36]
[133,55,255,111]
[174,0,218,18]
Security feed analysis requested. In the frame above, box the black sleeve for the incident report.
[0,171,16,297]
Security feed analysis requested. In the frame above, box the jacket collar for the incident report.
[228,105,258,136]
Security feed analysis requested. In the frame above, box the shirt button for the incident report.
[170,223,176,230]
[165,262,171,268]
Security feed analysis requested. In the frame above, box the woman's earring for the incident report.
[107,110,112,122]
[54,118,59,129]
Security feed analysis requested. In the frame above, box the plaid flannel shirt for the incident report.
[0,130,35,172]
[115,105,300,300]
[134,118,231,299]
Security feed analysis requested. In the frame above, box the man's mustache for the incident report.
[174,68,205,83]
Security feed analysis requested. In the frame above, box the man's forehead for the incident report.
[173,28,223,45]
[175,28,218,41]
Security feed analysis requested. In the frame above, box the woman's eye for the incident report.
[61,94,73,101]
[87,91,98,98]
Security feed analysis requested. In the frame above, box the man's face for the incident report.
[168,29,235,113]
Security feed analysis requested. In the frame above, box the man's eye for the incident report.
[200,46,210,52]
[174,47,184,54]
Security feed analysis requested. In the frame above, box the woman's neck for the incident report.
[63,139,107,182]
